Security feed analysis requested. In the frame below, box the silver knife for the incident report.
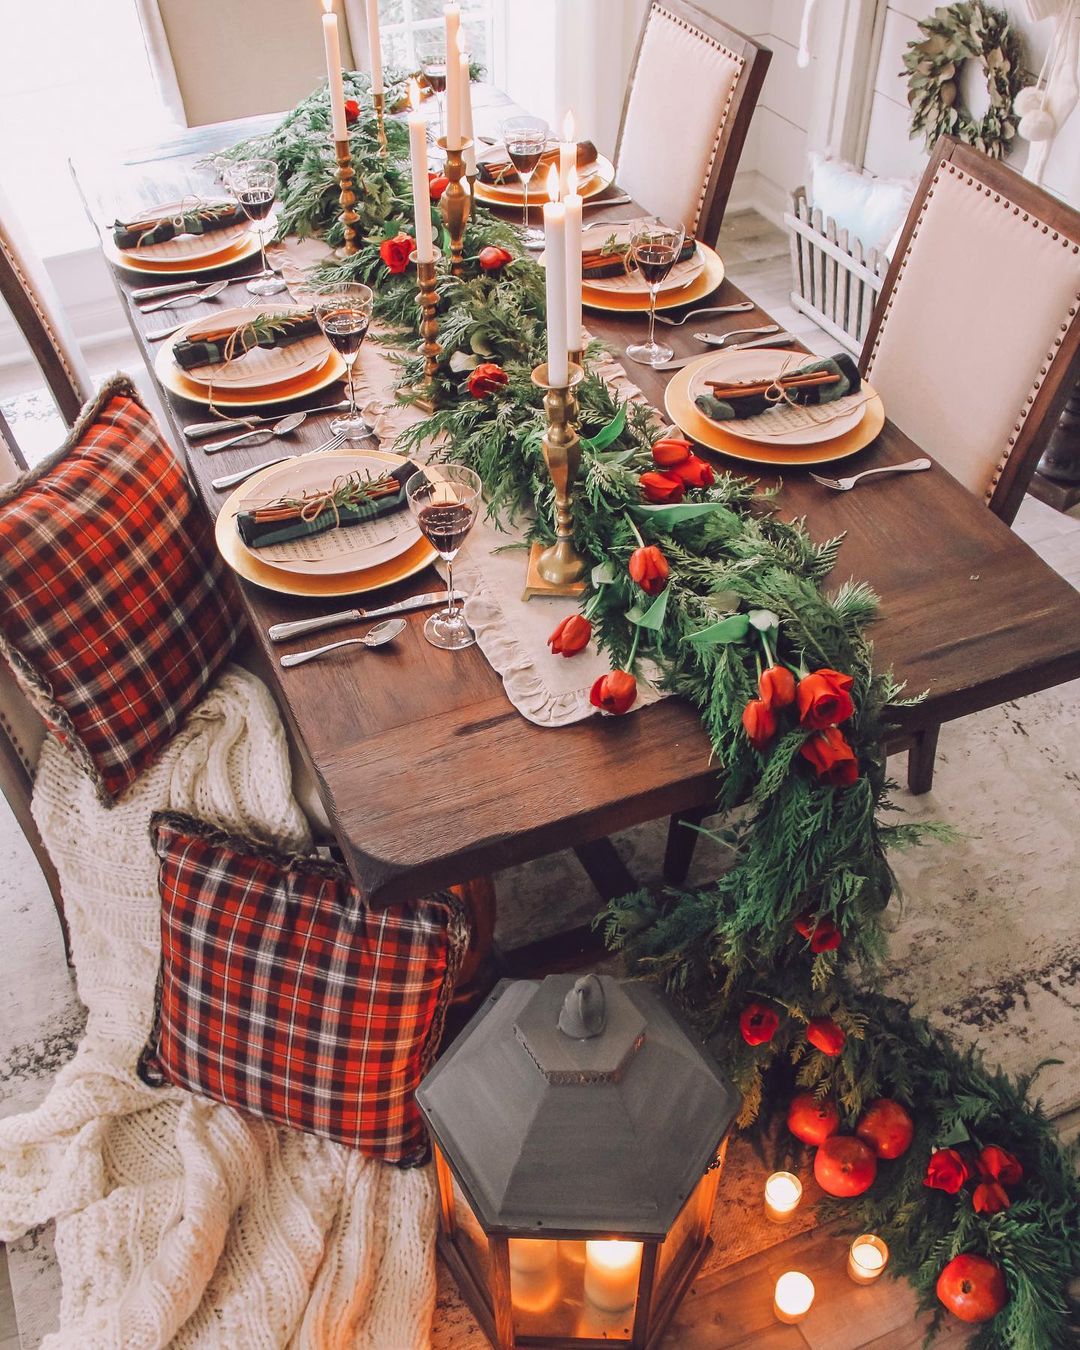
[268,591,464,642]
[185,402,350,439]
[131,280,199,301]
[655,333,797,370]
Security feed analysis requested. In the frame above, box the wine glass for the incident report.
[405,465,482,650]
[625,220,686,366]
[500,115,549,249]
[312,282,374,441]
[417,33,449,142]
[228,158,286,297]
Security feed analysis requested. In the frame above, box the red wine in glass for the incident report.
[236,189,273,223]
[634,244,679,286]
[417,501,475,556]
[424,62,448,93]
[505,142,544,177]
[320,309,370,358]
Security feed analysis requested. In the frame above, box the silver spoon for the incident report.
[203,410,307,455]
[693,324,781,347]
[139,280,229,313]
[280,617,407,668]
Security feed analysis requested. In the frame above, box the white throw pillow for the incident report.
[808,153,915,254]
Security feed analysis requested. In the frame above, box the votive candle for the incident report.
[543,166,568,387]
[584,1240,642,1313]
[773,1271,815,1324]
[321,0,349,141]
[444,4,462,148]
[564,167,582,356]
[764,1171,802,1223]
[407,81,434,263]
[364,0,384,94]
[848,1234,889,1285]
[559,109,576,199]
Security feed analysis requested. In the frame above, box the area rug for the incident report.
[0,667,436,1349]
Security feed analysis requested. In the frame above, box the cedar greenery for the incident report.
[223,83,1080,1347]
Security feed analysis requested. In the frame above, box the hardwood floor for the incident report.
[0,1246,16,1350]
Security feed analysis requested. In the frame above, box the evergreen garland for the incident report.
[219,84,1080,1346]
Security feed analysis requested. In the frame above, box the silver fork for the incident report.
[655,301,755,327]
[210,431,348,490]
[809,458,931,492]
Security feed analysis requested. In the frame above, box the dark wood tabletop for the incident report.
[72,91,1080,907]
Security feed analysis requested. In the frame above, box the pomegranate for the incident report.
[936,1253,1007,1324]
[855,1098,915,1160]
[813,1135,877,1197]
[787,1093,841,1147]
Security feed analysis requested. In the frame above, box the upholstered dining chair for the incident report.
[861,135,1080,794]
[614,0,770,246]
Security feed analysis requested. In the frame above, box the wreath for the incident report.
[903,2,1025,158]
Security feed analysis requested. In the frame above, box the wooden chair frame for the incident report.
[613,0,771,247]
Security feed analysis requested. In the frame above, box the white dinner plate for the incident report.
[687,349,867,447]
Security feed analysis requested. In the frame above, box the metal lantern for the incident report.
[416,973,740,1349]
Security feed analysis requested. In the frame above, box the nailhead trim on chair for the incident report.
[0,230,85,414]
[640,3,745,237]
[866,159,1080,506]
[0,707,34,778]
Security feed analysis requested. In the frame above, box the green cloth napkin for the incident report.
[112,202,247,249]
[695,353,862,422]
[172,315,320,371]
[236,462,418,550]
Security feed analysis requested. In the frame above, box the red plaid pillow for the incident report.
[0,376,242,800]
[140,812,469,1164]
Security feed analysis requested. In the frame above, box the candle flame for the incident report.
[563,109,575,142]
[546,163,560,203]
[567,166,578,198]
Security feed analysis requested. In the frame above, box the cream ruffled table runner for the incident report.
[270,239,668,727]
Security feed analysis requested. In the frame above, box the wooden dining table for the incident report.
[72,87,1080,925]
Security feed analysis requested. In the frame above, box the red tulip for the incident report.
[800,726,859,787]
[806,1016,846,1056]
[548,614,591,657]
[759,665,796,709]
[972,1181,1011,1215]
[639,471,684,504]
[741,698,777,750]
[478,245,513,271]
[428,172,450,200]
[589,669,637,715]
[344,98,360,125]
[924,1148,971,1194]
[628,545,669,595]
[976,1146,1023,1187]
[739,1001,780,1046]
[379,232,415,274]
[651,437,692,467]
[668,453,715,488]
[794,911,842,952]
[466,362,509,399]
[797,667,855,729]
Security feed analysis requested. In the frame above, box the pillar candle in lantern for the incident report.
[444,4,462,148]
[407,81,434,264]
[457,32,476,175]
[559,110,576,199]
[542,166,568,388]
[364,0,384,94]
[764,1171,803,1223]
[773,1271,815,1324]
[320,0,349,141]
[847,1235,889,1285]
[564,167,582,356]
[584,1240,642,1313]
[508,1238,557,1275]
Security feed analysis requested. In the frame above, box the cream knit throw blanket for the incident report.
[0,666,437,1349]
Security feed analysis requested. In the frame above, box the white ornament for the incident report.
[1019,107,1058,139]
[1013,85,1045,115]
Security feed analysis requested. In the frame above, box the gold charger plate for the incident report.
[473,155,615,206]
[215,450,437,598]
[664,350,886,467]
[104,232,260,276]
[154,313,347,408]
[582,243,724,312]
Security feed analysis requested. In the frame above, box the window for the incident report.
[376,0,494,74]
[0,0,177,258]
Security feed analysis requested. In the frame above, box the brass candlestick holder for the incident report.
[406,246,441,413]
[372,91,389,157]
[437,137,473,277]
[524,362,588,599]
[333,137,360,255]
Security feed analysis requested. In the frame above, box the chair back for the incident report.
[614,0,769,246]
[0,182,91,431]
[861,136,1080,523]
[139,0,362,126]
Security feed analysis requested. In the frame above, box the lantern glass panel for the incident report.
[511,1238,637,1343]
[450,1169,492,1283]
[654,1160,722,1297]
